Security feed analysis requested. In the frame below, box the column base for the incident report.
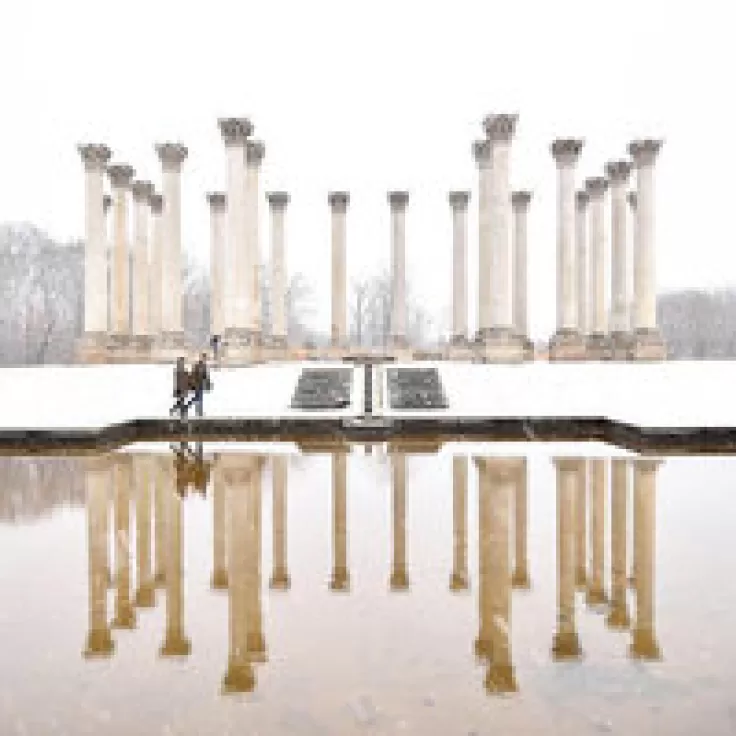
[511,567,531,590]
[628,328,667,361]
[76,331,110,363]
[516,334,535,361]
[449,571,470,592]
[548,329,587,361]
[630,629,662,660]
[222,328,263,364]
[129,334,155,360]
[269,570,291,591]
[111,602,136,629]
[586,584,608,608]
[585,333,614,361]
[211,570,229,590]
[134,583,156,608]
[160,633,192,657]
[83,628,115,658]
[484,663,518,694]
[222,661,255,694]
[329,568,350,592]
[606,600,630,630]
[151,331,188,363]
[552,631,582,661]
[610,331,633,361]
[476,327,525,363]
[389,569,410,591]
[246,632,267,663]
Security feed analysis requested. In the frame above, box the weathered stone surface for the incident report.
[290,368,352,409]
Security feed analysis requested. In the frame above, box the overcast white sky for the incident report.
[0,0,731,339]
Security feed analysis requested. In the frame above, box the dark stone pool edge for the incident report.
[2,416,736,455]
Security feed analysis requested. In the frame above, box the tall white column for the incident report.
[207,193,227,339]
[629,139,666,359]
[473,140,492,339]
[155,143,188,347]
[148,192,164,339]
[78,144,112,349]
[585,177,612,358]
[605,160,633,355]
[607,458,630,629]
[107,164,135,343]
[245,140,265,339]
[131,180,153,348]
[449,191,470,344]
[329,192,350,347]
[550,139,585,359]
[575,191,589,338]
[218,118,252,344]
[267,192,289,346]
[103,194,113,332]
[511,191,531,349]
[388,191,409,347]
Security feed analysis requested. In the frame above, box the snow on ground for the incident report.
[0,359,734,430]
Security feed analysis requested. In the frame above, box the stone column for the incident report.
[330,451,350,591]
[267,192,289,347]
[607,458,630,629]
[449,191,470,345]
[511,191,532,354]
[246,140,265,340]
[629,139,666,359]
[450,456,469,591]
[111,455,135,629]
[160,456,191,657]
[481,114,522,361]
[473,139,492,339]
[549,139,585,360]
[585,177,612,358]
[83,455,114,658]
[587,458,608,606]
[148,193,164,340]
[270,455,290,590]
[78,144,112,354]
[134,456,155,608]
[155,143,188,348]
[630,459,662,659]
[389,453,410,591]
[107,164,135,345]
[575,191,590,339]
[328,192,350,348]
[388,191,409,348]
[103,194,113,332]
[605,160,633,357]
[246,458,266,663]
[154,455,167,587]
[474,456,492,659]
[218,118,253,345]
[131,180,154,352]
[211,456,228,590]
[512,458,530,589]
[575,458,588,588]
[206,193,227,341]
[552,458,583,660]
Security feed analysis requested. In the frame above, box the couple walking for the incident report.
[172,354,212,419]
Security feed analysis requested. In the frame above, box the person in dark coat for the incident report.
[188,353,212,417]
[171,357,191,419]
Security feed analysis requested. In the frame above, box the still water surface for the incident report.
[0,445,735,735]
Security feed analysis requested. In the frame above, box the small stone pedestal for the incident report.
[610,331,633,361]
[629,329,667,361]
[586,333,613,361]
[477,328,525,363]
[548,330,587,361]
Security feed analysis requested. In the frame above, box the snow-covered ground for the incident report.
[0,360,734,430]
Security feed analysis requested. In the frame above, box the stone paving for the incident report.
[290,367,353,409]
[386,367,449,410]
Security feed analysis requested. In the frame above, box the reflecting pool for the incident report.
[1,444,735,734]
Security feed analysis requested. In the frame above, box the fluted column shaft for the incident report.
[586,179,608,336]
[588,458,607,605]
[511,192,531,340]
[512,459,530,588]
[206,194,227,338]
[112,456,135,629]
[606,161,632,336]
[246,459,266,661]
[330,452,349,590]
[245,141,265,336]
[575,193,589,335]
[108,164,134,336]
[450,192,470,342]
[390,453,409,590]
[131,181,153,339]
[607,458,630,629]
[329,193,349,346]
[389,192,408,345]
[267,193,289,343]
[154,456,167,587]
[211,457,228,589]
[134,456,154,607]
[473,141,492,336]
[148,195,164,338]
[270,456,290,589]
[575,458,588,588]
[450,456,469,590]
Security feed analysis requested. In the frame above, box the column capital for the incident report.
[328,191,350,210]
[605,160,632,183]
[149,193,164,214]
[218,117,254,146]
[449,190,471,209]
[131,180,154,202]
[155,142,188,171]
[551,138,584,166]
[628,139,664,167]
[78,143,112,172]
[103,194,113,213]
[267,191,290,208]
[206,192,227,210]
[107,163,135,189]
[482,113,518,142]
[246,139,266,165]
[511,190,532,211]
[575,190,589,209]
[388,191,409,210]
[472,139,491,166]
[627,191,637,210]
[584,176,608,199]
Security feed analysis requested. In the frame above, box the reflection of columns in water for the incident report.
[270,456,290,591]
[607,459,630,629]
[330,452,350,591]
[574,459,588,589]
[134,456,155,608]
[83,455,115,658]
[552,458,582,660]
[450,456,469,591]
[211,457,228,590]
[390,453,409,591]
[476,457,518,694]
[246,459,266,662]
[630,459,662,660]
[154,457,167,587]
[112,455,136,629]
[512,458,530,589]
[160,456,191,656]
[587,458,608,607]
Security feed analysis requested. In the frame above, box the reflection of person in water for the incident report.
[171,442,211,497]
